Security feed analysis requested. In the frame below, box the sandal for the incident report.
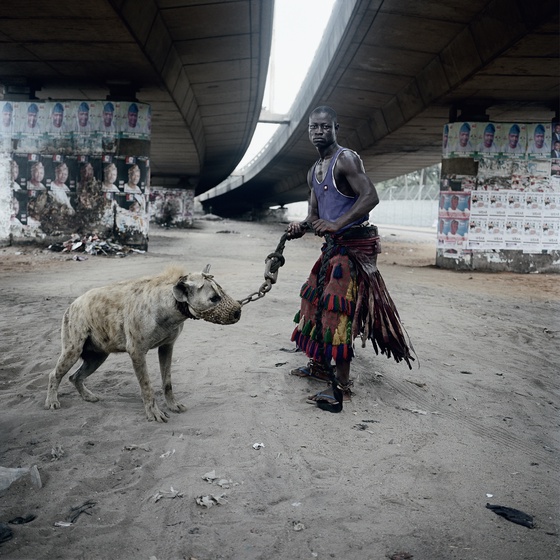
[307,379,353,404]
[290,360,332,382]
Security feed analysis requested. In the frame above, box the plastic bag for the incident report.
[0,465,42,491]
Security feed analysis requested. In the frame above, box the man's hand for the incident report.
[311,219,338,236]
[286,221,307,239]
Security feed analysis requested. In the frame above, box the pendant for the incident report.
[324,185,328,191]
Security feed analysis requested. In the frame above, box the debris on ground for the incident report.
[0,522,13,544]
[153,487,184,502]
[0,465,42,491]
[195,494,227,508]
[48,234,145,257]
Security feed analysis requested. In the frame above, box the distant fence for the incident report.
[373,166,440,227]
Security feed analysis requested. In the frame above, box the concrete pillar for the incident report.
[0,100,151,249]
[436,120,560,272]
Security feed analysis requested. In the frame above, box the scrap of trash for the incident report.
[48,234,145,257]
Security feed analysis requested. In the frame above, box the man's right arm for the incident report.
[286,168,318,239]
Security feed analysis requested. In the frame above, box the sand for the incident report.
[0,218,558,560]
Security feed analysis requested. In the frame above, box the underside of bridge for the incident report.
[200,0,559,217]
[0,0,274,194]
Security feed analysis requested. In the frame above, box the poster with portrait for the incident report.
[474,122,500,156]
[448,122,478,157]
[496,123,527,157]
[526,123,551,159]
[118,102,150,139]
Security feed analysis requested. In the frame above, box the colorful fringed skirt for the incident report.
[291,225,414,368]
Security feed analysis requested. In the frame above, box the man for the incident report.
[24,103,41,133]
[552,141,560,159]
[528,124,549,155]
[49,162,74,212]
[552,122,560,143]
[75,101,92,133]
[1,102,13,132]
[453,122,473,153]
[101,102,116,133]
[48,102,68,134]
[502,124,524,154]
[286,106,413,411]
[477,123,499,153]
[123,102,139,133]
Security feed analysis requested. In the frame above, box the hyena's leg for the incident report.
[158,343,187,413]
[129,347,169,423]
[69,345,109,402]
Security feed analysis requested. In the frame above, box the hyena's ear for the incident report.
[173,277,197,302]
[202,263,213,280]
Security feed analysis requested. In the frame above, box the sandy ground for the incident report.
[0,218,559,560]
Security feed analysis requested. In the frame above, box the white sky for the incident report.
[235,0,336,169]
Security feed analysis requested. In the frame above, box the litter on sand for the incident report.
[195,494,227,508]
[0,465,42,491]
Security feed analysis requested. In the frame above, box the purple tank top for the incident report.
[312,147,369,232]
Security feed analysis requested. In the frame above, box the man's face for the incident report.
[534,131,544,148]
[103,110,113,127]
[52,111,63,128]
[27,112,37,128]
[508,132,519,148]
[2,111,12,127]
[10,161,18,180]
[450,221,459,234]
[483,132,494,148]
[78,110,89,127]
[105,165,117,183]
[32,164,44,182]
[130,167,140,184]
[127,111,138,128]
[450,196,459,210]
[459,130,470,147]
[56,165,69,183]
[308,112,337,149]
[554,142,560,153]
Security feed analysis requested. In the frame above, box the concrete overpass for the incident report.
[199,0,560,217]
[1,0,558,213]
[0,0,274,193]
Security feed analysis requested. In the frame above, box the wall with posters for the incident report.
[0,100,151,248]
[437,120,560,272]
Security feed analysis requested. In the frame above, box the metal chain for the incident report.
[238,230,293,306]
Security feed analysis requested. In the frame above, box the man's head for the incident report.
[2,102,13,127]
[52,103,64,128]
[483,123,495,148]
[450,195,459,210]
[458,123,470,147]
[308,105,339,149]
[103,102,114,128]
[533,124,545,149]
[104,162,117,183]
[127,103,139,128]
[27,103,39,129]
[54,162,69,183]
[128,164,140,184]
[450,220,459,234]
[508,124,520,148]
[30,161,44,182]
[554,141,560,153]
[77,102,90,127]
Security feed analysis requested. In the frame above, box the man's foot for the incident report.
[290,360,331,382]
[306,379,353,404]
